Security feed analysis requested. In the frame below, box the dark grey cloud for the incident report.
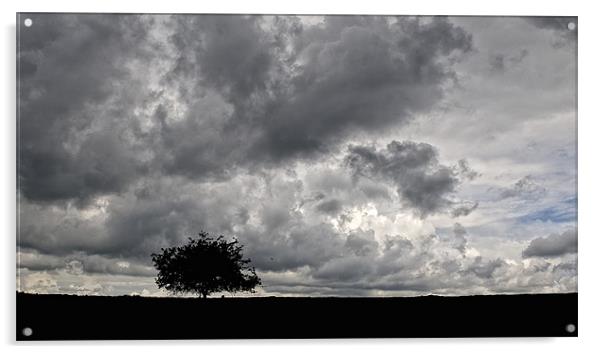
[553,261,577,274]
[152,15,283,180]
[450,202,479,218]
[464,257,505,279]
[306,232,445,288]
[160,15,473,175]
[65,260,84,275]
[522,228,577,258]
[488,49,528,73]
[452,223,468,254]
[345,140,475,217]
[19,175,253,261]
[312,255,375,282]
[18,200,108,257]
[315,198,343,215]
[18,251,65,271]
[168,15,280,102]
[524,17,577,46]
[489,54,506,72]
[456,158,480,181]
[345,230,380,257]
[250,17,473,162]
[72,255,155,277]
[18,250,155,277]
[18,15,473,206]
[498,175,547,200]
[18,14,153,205]
[242,223,346,272]
[526,17,576,32]
[101,197,200,259]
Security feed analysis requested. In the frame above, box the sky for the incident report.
[17,14,577,297]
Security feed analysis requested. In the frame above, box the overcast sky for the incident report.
[17,14,577,297]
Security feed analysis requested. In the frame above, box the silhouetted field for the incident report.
[17,292,577,340]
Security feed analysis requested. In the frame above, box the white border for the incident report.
[2,0,600,352]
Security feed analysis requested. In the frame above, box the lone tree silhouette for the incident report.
[151,231,261,298]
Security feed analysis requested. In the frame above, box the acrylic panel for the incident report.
[16,13,577,340]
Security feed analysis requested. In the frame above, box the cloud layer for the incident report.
[17,15,577,296]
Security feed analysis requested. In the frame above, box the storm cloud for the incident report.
[19,15,475,206]
[18,14,152,205]
[345,140,474,217]
[523,228,578,258]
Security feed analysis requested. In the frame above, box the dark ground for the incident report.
[16,292,577,340]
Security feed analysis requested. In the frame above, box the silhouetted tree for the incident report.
[151,231,261,298]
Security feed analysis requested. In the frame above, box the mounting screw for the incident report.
[566,323,576,333]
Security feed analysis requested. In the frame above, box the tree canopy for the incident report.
[151,231,261,298]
